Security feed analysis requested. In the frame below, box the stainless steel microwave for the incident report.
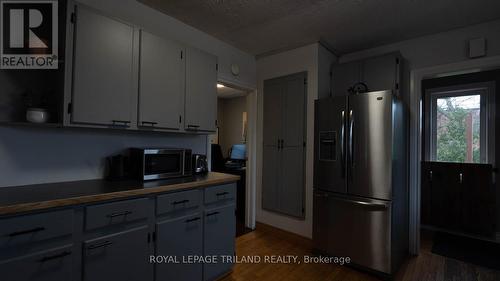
[130,148,192,180]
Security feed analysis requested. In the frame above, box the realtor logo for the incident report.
[0,0,58,69]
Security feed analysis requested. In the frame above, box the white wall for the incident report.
[256,43,336,238]
[318,44,338,98]
[340,19,500,69]
[0,127,206,187]
[76,0,256,89]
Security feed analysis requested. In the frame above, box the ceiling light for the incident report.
[217,83,225,88]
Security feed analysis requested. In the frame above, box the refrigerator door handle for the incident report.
[349,109,354,170]
[340,110,345,177]
[331,196,388,209]
[314,192,328,198]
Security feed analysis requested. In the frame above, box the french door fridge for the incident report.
[313,90,408,275]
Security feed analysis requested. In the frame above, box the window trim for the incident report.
[425,82,494,164]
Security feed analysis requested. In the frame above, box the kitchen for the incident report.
[1,1,500,281]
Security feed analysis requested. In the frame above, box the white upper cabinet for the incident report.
[70,5,138,128]
[66,4,218,134]
[184,47,218,133]
[138,31,185,131]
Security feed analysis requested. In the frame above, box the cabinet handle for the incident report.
[459,173,463,184]
[185,217,201,223]
[206,211,220,217]
[106,211,132,218]
[186,125,200,130]
[172,199,190,205]
[216,191,229,196]
[8,227,45,237]
[87,241,113,250]
[141,121,158,126]
[38,251,72,262]
[111,120,131,127]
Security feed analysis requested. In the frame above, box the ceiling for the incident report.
[138,0,500,56]
[217,85,247,99]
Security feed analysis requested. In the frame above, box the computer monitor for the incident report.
[230,144,246,160]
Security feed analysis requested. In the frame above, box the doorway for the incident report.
[419,69,499,272]
[209,82,254,237]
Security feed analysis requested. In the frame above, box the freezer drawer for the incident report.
[318,192,392,274]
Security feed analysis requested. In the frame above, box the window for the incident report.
[427,85,490,163]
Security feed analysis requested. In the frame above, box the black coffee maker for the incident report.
[106,154,130,180]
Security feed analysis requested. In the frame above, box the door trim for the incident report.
[208,79,258,230]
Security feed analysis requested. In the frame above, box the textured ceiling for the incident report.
[138,0,500,56]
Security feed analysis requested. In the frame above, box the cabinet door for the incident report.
[429,162,462,229]
[0,245,73,281]
[361,53,399,92]
[155,213,203,281]
[203,205,235,281]
[263,79,283,146]
[331,61,361,96]
[461,164,494,236]
[139,31,184,130]
[261,145,281,213]
[282,73,306,147]
[71,5,137,127]
[185,47,217,132]
[83,226,151,281]
[280,146,305,218]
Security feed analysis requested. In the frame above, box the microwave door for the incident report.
[144,151,183,180]
[314,96,347,193]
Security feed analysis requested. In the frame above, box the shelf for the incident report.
[0,121,63,128]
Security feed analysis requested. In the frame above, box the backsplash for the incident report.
[0,127,207,187]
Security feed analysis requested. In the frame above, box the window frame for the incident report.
[425,82,493,164]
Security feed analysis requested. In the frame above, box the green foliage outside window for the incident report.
[435,96,480,163]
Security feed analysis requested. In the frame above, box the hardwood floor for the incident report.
[221,223,500,281]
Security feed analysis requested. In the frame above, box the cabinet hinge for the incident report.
[179,115,182,124]
[395,83,399,90]
[67,103,72,114]
[180,51,183,59]
[396,58,400,65]
[70,12,76,24]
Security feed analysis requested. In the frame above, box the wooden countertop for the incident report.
[0,172,239,216]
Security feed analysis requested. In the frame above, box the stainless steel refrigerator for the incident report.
[313,90,408,275]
